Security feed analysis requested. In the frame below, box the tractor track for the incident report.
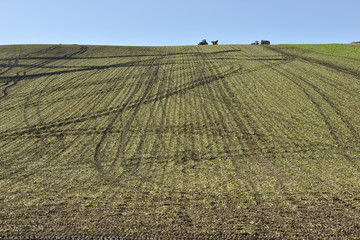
[104,51,163,175]
[129,49,176,183]
[0,48,20,76]
[109,56,172,205]
[232,46,347,226]
[238,50,346,192]
[92,50,154,176]
[0,54,294,136]
[275,66,360,171]
[195,54,251,208]
[291,64,360,99]
[93,48,163,176]
[1,45,94,184]
[22,45,94,129]
[198,48,266,206]
[31,58,129,126]
[115,51,163,175]
[266,49,360,139]
[263,47,360,172]
[1,112,90,185]
[274,45,360,62]
[235,46,349,214]
[0,48,22,100]
[195,46,279,229]
[22,69,102,129]
[0,45,88,101]
[266,46,360,80]
[0,48,240,62]
[163,47,200,230]
[0,62,223,106]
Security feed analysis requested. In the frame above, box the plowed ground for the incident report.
[1,44,360,239]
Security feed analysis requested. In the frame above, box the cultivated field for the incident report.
[1,44,360,239]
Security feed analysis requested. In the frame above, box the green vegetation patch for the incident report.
[292,44,360,60]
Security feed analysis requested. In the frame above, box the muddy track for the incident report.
[91,59,146,175]
[295,65,360,99]
[280,66,359,140]
[0,81,17,100]
[0,60,161,70]
[195,47,294,231]
[163,48,201,230]
[152,54,176,152]
[276,45,360,62]
[3,45,360,238]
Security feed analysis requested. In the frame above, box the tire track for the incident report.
[1,48,292,142]
[1,52,294,136]
[18,51,147,189]
[3,53,97,185]
[264,49,360,138]
[197,46,264,206]
[0,48,22,100]
[273,67,360,172]
[201,46,347,229]
[233,46,346,207]
[114,66,162,177]
[0,45,88,101]
[130,49,176,181]
[93,48,163,176]
[4,45,95,183]
[0,46,81,101]
[266,46,360,80]
[22,46,95,130]
[0,50,19,76]
[258,47,360,173]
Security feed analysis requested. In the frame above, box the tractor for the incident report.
[198,39,208,45]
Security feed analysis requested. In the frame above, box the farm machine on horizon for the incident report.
[198,39,208,45]
[198,39,219,45]
[251,40,270,45]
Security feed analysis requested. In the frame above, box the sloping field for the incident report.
[1,44,360,239]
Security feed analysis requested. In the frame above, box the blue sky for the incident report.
[1,0,359,46]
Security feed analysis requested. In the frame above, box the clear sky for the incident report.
[1,0,359,46]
